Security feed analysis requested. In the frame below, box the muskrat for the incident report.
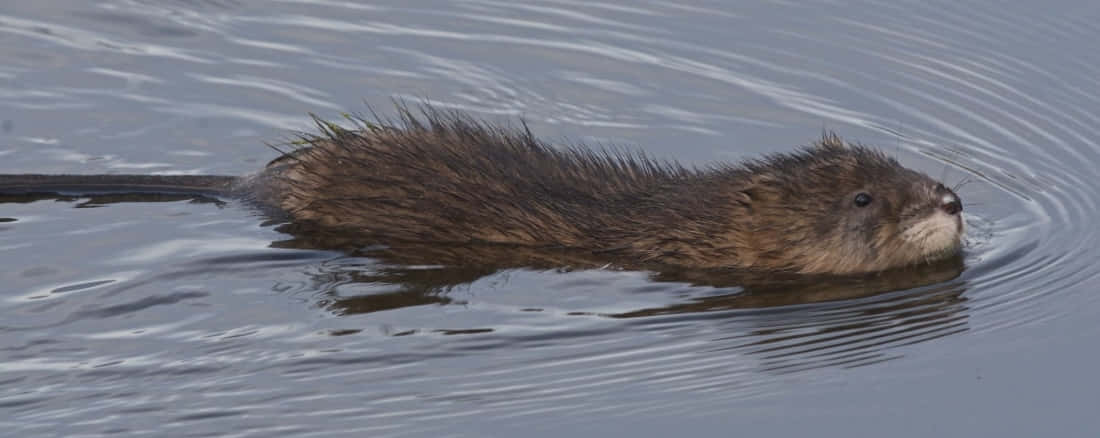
[0,105,964,275]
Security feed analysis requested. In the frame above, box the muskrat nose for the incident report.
[942,198,962,215]
[934,183,962,215]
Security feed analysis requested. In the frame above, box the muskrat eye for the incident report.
[853,192,872,207]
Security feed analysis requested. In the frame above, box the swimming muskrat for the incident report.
[0,105,964,275]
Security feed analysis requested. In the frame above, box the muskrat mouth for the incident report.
[902,212,964,259]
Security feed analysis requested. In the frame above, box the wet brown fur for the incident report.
[247,105,963,274]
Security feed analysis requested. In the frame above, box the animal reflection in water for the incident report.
[280,235,968,371]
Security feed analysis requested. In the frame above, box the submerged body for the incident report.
[0,107,964,274]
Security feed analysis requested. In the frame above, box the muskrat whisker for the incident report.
[952,177,973,193]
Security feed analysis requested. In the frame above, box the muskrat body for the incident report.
[0,106,964,275]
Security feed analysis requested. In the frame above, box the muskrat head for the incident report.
[736,135,964,274]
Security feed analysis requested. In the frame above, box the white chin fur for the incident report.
[901,212,962,259]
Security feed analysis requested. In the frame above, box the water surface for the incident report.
[2,1,1099,436]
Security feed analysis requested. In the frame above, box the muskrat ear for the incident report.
[735,190,753,208]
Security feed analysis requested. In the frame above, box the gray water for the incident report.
[2,1,1099,436]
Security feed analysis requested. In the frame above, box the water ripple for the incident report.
[1,0,1099,436]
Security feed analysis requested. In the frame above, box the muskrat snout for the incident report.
[934,183,963,216]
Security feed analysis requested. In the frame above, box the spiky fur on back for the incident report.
[263,106,704,245]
